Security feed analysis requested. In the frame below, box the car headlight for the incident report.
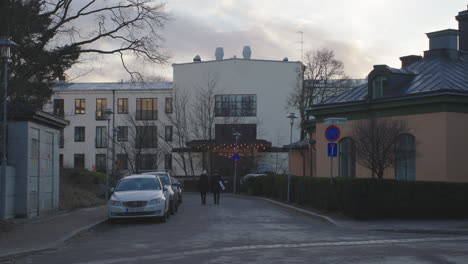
[109,200,122,206]
[148,198,163,205]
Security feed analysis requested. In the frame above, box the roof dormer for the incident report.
[367,65,416,100]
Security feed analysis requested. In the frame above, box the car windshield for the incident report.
[158,174,170,185]
[115,178,161,192]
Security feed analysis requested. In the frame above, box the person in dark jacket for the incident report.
[198,170,210,205]
[211,172,223,205]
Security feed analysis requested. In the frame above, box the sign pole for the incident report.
[330,156,333,181]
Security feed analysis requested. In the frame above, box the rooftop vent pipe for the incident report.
[242,46,251,59]
[193,55,201,62]
[215,47,224,60]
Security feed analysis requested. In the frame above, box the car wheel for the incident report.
[169,200,175,215]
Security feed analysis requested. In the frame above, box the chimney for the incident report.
[456,5,468,51]
[242,46,251,59]
[426,29,459,50]
[399,55,422,68]
[215,47,224,60]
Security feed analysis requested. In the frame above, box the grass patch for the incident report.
[59,169,106,211]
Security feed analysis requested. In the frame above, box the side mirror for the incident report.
[110,187,115,193]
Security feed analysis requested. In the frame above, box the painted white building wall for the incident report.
[44,85,174,172]
[173,58,302,147]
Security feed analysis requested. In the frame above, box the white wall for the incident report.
[173,59,302,147]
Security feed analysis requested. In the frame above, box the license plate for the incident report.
[126,207,144,213]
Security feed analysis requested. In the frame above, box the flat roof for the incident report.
[172,58,302,67]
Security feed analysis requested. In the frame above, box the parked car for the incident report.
[142,171,180,215]
[240,173,267,184]
[171,177,183,204]
[108,175,170,222]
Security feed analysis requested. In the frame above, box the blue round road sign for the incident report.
[325,125,340,142]
[232,153,240,161]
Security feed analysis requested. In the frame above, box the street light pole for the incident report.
[287,113,297,203]
[105,109,113,200]
[0,36,17,219]
[233,132,241,194]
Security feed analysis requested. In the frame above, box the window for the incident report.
[165,154,172,170]
[59,154,64,168]
[136,154,157,171]
[74,154,85,169]
[117,126,128,141]
[118,98,128,114]
[136,126,158,148]
[165,97,173,113]
[339,137,355,178]
[74,127,85,142]
[116,154,128,170]
[371,75,387,99]
[95,126,107,148]
[95,154,106,173]
[136,98,158,120]
[96,98,108,120]
[59,128,64,149]
[53,99,64,117]
[165,126,173,141]
[75,99,86,114]
[395,134,416,181]
[215,95,256,117]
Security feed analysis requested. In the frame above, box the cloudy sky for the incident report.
[68,0,467,82]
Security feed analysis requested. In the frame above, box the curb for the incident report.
[232,194,342,227]
[0,218,107,260]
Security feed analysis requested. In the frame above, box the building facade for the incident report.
[43,82,174,175]
[172,48,302,178]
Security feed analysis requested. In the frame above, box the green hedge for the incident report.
[243,175,468,219]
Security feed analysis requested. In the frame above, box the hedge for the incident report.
[242,175,468,219]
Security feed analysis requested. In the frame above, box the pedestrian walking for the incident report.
[211,171,224,205]
[198,170,210,205]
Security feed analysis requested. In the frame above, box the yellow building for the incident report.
[303,7,468,182]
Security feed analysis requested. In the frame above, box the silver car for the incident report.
[142,172,179,215]
[108,175,170,222]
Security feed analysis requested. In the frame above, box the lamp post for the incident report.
[286,113,298,202]
[233,132,241,194]
[0,36,17,219]
[105,108,113,200]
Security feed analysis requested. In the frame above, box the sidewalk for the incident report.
[241,195,468,235]
[0,206,107,259]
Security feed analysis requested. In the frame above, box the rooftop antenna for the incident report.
[298,31,304,62]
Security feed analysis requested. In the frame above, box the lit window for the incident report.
[136,98,158,120]
[75,99,86,114]
[118,98,128,114]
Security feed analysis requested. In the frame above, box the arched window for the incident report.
[371,75,387,99]
[339,137,355,178]
[395,134,416,181]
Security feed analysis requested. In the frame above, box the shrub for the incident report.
[242,175,468,219]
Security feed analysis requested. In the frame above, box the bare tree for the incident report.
[190,76,219,172]
[2,0,170,108]
[159,87,195,177]
[114,114,162,174]
[288,48,350,138]
[351,117,409,179]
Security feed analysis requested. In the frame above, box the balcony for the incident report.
[136,110,158,120]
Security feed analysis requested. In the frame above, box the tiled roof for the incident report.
[318,54,468,105]
[52,82,173,92]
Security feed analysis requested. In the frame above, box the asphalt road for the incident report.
[7,193,468,264]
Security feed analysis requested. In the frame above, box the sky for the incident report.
[68,0,468,82]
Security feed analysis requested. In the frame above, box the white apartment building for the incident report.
[43,82,174,174]
[172,47,302,177]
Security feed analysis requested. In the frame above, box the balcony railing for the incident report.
[136,110,158,120]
